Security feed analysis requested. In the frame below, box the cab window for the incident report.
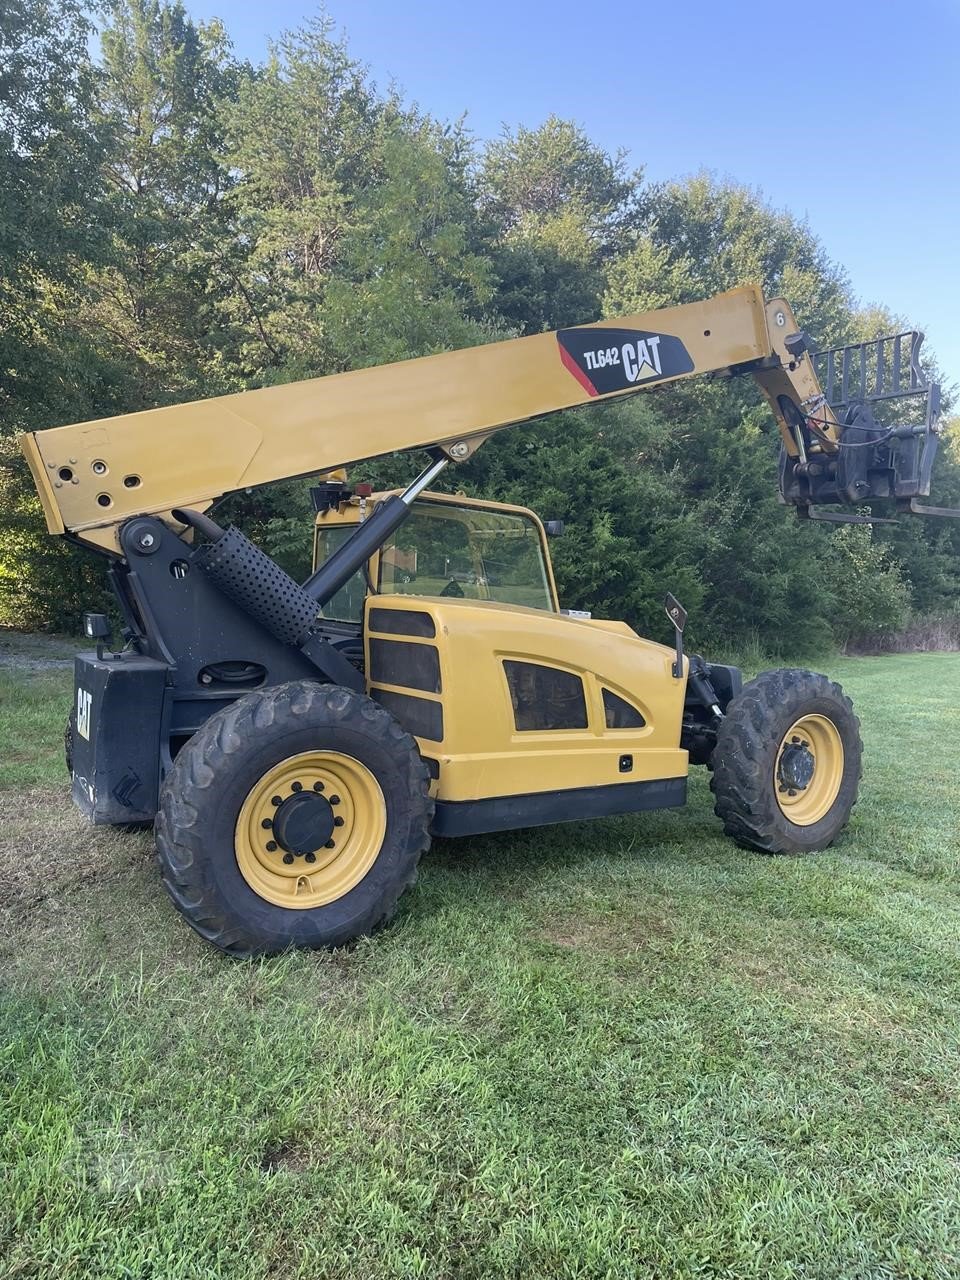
[379,501,553,611]
[313,524,367,623]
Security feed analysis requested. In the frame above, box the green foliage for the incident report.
[0,0,104,278]
[480,116,639,332]
[0,0,956,651]
[218,17,382,378]
[611,174,852,344]
[0,0,116,436]
[318,114,497,367]
[817,523,910,646]
[91,0,242,402]
[221,18,497,381]
[0,440,113,631]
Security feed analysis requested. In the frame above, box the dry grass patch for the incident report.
[0,788,150,911]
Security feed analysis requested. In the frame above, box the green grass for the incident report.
[0,669,73,790]
[1,643,959,1279]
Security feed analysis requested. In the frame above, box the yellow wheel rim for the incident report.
[235,751,386,909]
[774,714,844,826]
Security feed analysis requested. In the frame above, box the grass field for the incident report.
[1,637,959,1279]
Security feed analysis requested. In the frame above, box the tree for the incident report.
[598,176,885,653]
[479,117,640,333]
[89,0,241,404]
[0,0,112,436]
[216,19,502,567]
[817,524,910,646]
[316,112,497,370]
[606,174,853,346]
[218,17,381,380]
[222,18,498,383]
[0,0,125,628]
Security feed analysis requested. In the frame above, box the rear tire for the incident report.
[710,668,861,854]
[155,681,433,956]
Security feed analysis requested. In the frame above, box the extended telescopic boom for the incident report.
[19,286,839,553]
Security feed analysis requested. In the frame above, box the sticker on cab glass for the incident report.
[557,327,694,397]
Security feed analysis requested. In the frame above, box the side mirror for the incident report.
[664,593,687,632]
[544,520,564,537]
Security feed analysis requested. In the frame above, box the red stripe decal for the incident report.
[558,340,598,397]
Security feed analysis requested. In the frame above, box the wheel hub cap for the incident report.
[272,791,335,855]
[778,740,816,791]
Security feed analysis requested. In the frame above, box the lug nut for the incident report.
[291,781,302,792]
[329,795,340,806]
[282,853,294,865]
[261,818,272,829]
[304,852,316,864]
[791,736,801,744]
[788,789,798,797]
[334,816,344,827]
[325,840,336,849]
[313,781,324,792]
[271,795,283,806]
[266,840,277,852]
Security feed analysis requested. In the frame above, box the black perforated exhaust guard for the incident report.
[193,526,318,648]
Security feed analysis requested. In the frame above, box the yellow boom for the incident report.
[19,285,834,553]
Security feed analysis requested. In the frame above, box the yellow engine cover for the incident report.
[363,594,688,805]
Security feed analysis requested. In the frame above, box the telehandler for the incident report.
[19,285,950,955]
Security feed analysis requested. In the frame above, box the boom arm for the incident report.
[20,285,838,553]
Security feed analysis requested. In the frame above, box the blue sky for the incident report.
[187,0,960,389]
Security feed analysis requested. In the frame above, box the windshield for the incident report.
[314,499,555,622]
[379,500,553,610]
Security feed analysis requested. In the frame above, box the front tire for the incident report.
[155,681,433,956]
[710,668,862,854]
